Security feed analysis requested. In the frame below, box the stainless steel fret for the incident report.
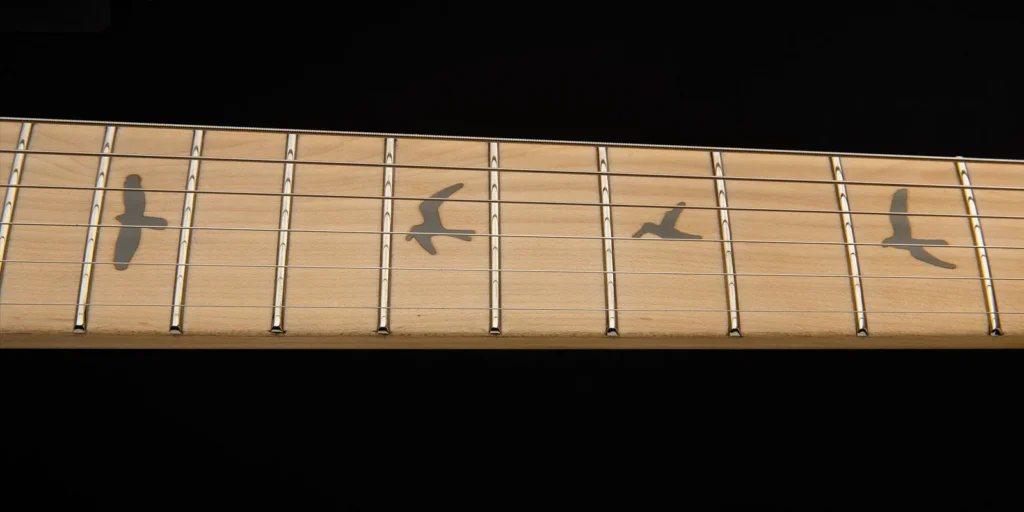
[377,137,396,335]
[0,122,33,282]
[488,141,502,335]
[830,156,868,336]
[271,133,298,333]
[956,160,1002,336]
[597,147,619,336]
[73,126,117,333]
[169,129,205,334]
[712,152,741,336]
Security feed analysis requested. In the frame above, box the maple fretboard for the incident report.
[1,118,1021,348]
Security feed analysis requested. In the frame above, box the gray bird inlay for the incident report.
[407,183,476,255]
[882,188,955,269]
[633,202,702,240]
[114,174,168,270]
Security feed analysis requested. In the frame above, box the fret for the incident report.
[596,147,619,336]
[169,129,205,333]
[499,143,604,335]
[389,139,490,335]
[179,131,284,334]
[608,147,724,336]
[283,134,382,335]
[0,122,33,283]
[841,158,986,335]
[955,161,1001,336]
[488,142,501,335]
[712,152,742,336]
[377,137,396,334]
[958,160,1024,335]
[722,152,852,335]
[81,127,197,333]
[270,133,299,333]
[73,126,117,332]
[830,156,869,336]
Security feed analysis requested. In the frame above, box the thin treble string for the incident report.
[3,115,1024,164]
[3,147,1024,192]
[3,183,1024,220]
[2,220,1023,250]
[3,257,1024,281]
[0,301,1014,314]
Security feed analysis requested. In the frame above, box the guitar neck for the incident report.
[1,118,1022,348]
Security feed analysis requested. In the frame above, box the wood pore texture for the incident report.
[0,122,1021,348]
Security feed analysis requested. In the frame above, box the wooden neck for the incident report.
[1,119,1022,348]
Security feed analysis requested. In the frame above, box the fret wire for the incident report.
[0,122,33,283]
[4,147,1024,193]
[1,300,1015,315]
[488,142,501,335]
[5,220,1024,250]
[377,138,396,335]
[713,152,741,336]
[831,156,868,336]
[598,147,619,336]
[8,182,1024,220]
[957,160,1002,336]
[4,115,1023,165]
[73,126,117,333]
[8,258,1024,281]
[169,129,205,334]
[271,133,298,333]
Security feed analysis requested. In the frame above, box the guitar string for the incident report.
[0,301,1012,314]
[2,115,1023,164]
[2,147,1024,193]
[2,257,1022,281]
[1,220,1022,251]
[3,183,1024,221]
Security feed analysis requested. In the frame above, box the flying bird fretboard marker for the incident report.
[882,188,955,269]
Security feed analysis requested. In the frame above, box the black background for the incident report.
[2,2,1022,509]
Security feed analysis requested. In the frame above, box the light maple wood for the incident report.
[0,121,1021,348]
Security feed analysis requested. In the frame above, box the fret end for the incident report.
[377,326,391,336]
[73,325,86,334]
[270,325,285,334]
[605,327,619,337]
[728,328,742,337]
[169,326,184,336]
[856,328,869,337]
[489,327,502,336]
[990,327,1003,337]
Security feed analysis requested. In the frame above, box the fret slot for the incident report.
[0,124,104,333]
[389,139,490,335]
[499,143,605,336]
[85,128,197,333]
[957,161,1021,335]
[830,157,869,336]
[597,147,619,336]
[712,152,742,336]
[0,122,33,283]
[73,126,117,332]
[489,142,501,335]
[842,158,986,335]
[721,152,853,336]
[608,147,725,336]
[270,133,298,333]
[377,137,396,335]
[282,134,383,335]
